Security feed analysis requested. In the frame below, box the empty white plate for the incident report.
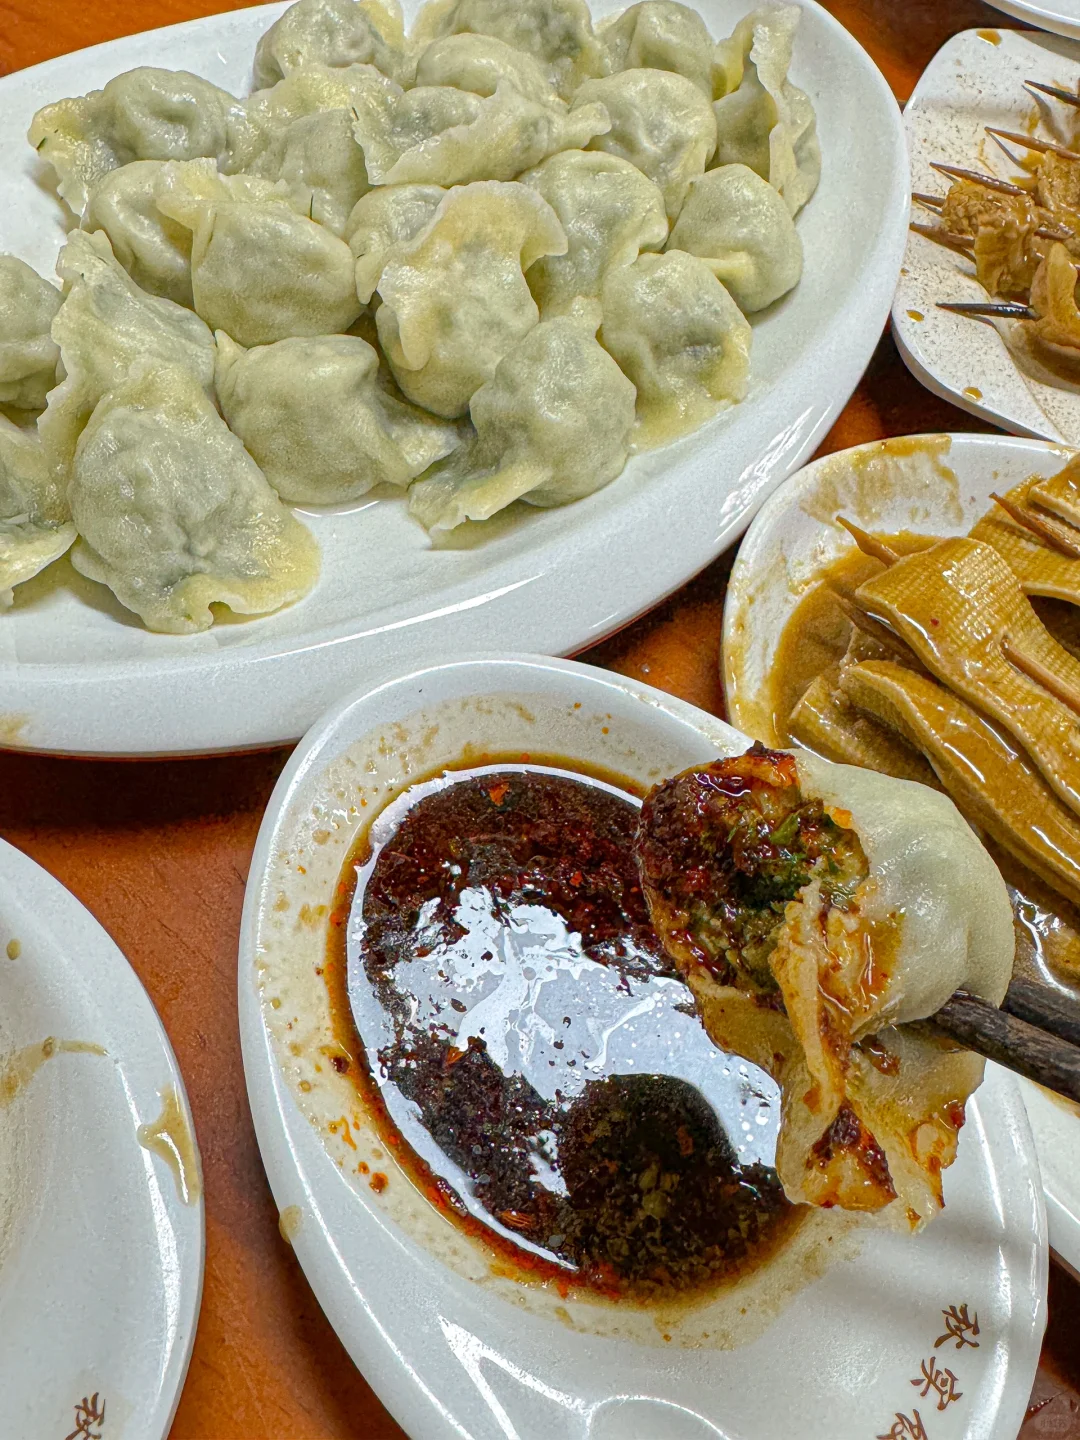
[239,653,1046,1440]
[0,0,908,756]
[721,431,1080,1279]
[0,838,204,1440]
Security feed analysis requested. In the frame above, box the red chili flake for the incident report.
[330,1054,349,1074]
[370,1172,388,1194]
[569,870,583,887]
[930,617,940,626]
[358,1161,370,1175]
[497,1209,538,1230]
[487,781,510,806]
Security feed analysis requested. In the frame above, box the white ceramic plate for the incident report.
[0,838,203,1440]
[720,430,1080,1277]
[987,0,1080,41]
[239,653,1046,1440]
[892,26,1080,442]
[0,0,908,757]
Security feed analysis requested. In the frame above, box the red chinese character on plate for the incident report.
[65,1393,106,1440]
[935,1303,980,1350]
[877,1410,929,1440]
[912,1356,962,1411]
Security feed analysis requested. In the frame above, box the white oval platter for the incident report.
[0,0,908,757]
[0,837,204,1440]
[239,652,1046,1440]
[892,26,1080,442]
[721,430,1080,1278]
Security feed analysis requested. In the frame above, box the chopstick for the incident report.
[1003,977,1080,1048]
[928,989,1080,1103]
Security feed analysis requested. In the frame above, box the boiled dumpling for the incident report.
[599,249,751,447]
[599,2,718,97]
[252,0,414,90]
[0,256,62,412]
[155,159,361,346]
[520,149,668,316]
[668,163,802,312]
[242,59,400,138]
[409,299,635,531]
[414,33,560,105]
[237,61,401,175]
[351,79,609,187]
[346,184,446,302]
[28,68,248,217]
[235,63,395,228]
[411,0,605,99]
[375,181,566,417]
[635,747,1014,1226]
[40,230,216,476]
[215,331,461,504]
[350,82,481,181]
[713,5,820,216]
[255,108,371,237]
[0,418,76,606]
[574,69,716,220]
[83,161,194,307]
[69,363,320,633]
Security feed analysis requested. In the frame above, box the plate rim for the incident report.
[0,0,910,758]
[0,835,206,1440]
[238,650,1048,1440]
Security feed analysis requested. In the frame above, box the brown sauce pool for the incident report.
[325,758,802,1304]
[769,532,935,744]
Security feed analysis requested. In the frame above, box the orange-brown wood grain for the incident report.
[0,1,1077,1437]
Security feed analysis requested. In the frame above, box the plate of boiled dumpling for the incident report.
[0,0,907,756]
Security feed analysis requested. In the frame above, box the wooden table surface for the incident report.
[1,0,1078,1435]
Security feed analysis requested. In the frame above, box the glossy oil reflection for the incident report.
[345,763,798,1302]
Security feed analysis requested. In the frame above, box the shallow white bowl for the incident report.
[0,0,908,756]
[0,838,204,1440]
[239,652,1046,1440]
[721,430,1080,1279]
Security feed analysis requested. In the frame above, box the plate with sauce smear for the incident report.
[239,653,1045,1440]
[722,430,1080,1280]
[0,838,203,1440]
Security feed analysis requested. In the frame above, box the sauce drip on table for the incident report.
[331,762,801,1303]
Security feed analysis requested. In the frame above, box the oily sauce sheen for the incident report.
[328,763,799,1304]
